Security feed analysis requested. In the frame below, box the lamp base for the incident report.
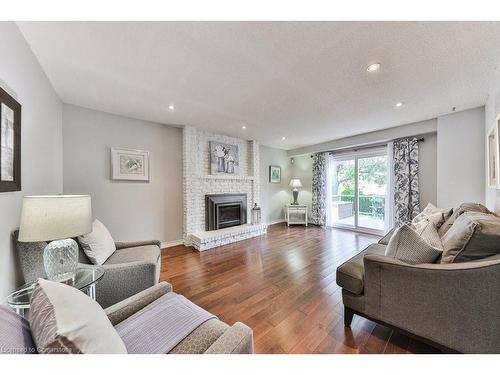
[43,238,78,283]
[291,189,300,205]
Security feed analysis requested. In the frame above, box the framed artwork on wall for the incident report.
[269,165,281,183]
[0,86,21,193]
[111,147,150,181]
[210,141,239,175]
[487,121,499,189]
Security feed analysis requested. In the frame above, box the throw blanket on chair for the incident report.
[115,292,216,354]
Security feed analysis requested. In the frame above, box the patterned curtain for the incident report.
[393,138,420,226]
[311,152,327,226]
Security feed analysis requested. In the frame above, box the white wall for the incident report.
[437,107,485,208]
[259,145,292,223]
[0,22,63,299]
[63,104,183,245]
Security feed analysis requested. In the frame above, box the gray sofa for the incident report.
[0,281,254,354]
[13,231,161,308]
[336,206,500,353]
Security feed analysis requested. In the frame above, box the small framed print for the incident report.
[487,125,498,188]
[111,147,150,181]
[0,86,21,193]
[269,165,281,183]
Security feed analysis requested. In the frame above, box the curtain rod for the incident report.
[309,137,425,157]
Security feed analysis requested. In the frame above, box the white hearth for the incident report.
[182,126,266,251]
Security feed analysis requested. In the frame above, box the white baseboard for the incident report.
[265,219,285,226]
[160,239,184,249]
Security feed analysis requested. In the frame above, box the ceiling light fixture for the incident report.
[168,104,175,110]
[366,62,381,72]
[281,136,286,141]
[395,101,404,108]
[241,125,247,129]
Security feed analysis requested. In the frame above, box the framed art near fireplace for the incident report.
[0,86,21,193]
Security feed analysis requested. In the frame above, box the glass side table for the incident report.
[6,265,105,316]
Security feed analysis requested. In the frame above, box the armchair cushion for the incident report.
[0,305,36,354]
[115,292,216,354]
[336,243,386,295]
[77,219,116,265]
[29,279,127,354]
[441,212,500,264]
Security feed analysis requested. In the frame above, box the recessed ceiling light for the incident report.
[168,104,175,110]
[366,63,381,72]
[241,125,247,130]
[395,101,404,108]
[281,136,286,141]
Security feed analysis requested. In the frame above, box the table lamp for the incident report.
[18,195,92,283]
[289,179,303,205]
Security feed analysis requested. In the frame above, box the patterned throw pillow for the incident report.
[412,203,452,229]
[29,278,127,354]
[385,222,443,264]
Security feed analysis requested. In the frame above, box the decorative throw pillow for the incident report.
[385,223,443,264]
[438,202,492,238]
[29,278,127,354]
[411,203,452,229]
[440,212,500,264]
[78,219,116,265]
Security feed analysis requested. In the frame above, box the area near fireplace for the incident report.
[182,126,267,251]
[205,194,247,230]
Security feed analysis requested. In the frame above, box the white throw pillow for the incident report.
[78,219,116,265]
[385,222,443,264]
[29,278,127,354]
[412,203,452,229]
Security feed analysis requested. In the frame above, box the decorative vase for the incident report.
[217,157,225,172]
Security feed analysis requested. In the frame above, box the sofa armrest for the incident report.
[204,322,254,354]
[363,254,500,353]
[105,281,173,326]
[115,240,161,250]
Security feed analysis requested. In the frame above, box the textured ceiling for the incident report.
[17,21,500,149]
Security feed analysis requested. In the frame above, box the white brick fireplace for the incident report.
[182,126,267,251]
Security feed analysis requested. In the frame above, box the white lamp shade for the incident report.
[18,195,92,242]
[289,179,303,188]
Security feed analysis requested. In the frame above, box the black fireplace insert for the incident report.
[205,194,247,231]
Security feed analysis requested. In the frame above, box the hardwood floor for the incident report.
[160,223,440,354]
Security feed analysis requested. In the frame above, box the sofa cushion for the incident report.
[78,219,116,265]
[29,278,127,354]
[169,319,229,354]
[441,212,500,263]
[378,227,396,245]
[385,223,442,264]
[438,203,492,237]
[0,305,37,354]
[336,243,386,295]
[412,203,452,229]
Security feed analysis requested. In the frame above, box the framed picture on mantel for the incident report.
[0,86,21,193]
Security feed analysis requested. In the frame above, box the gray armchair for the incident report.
[0,281,254,354]
[13,231,161,308]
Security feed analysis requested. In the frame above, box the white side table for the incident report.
[285,205,308,226]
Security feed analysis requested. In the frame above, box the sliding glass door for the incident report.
[328,148,388,234]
